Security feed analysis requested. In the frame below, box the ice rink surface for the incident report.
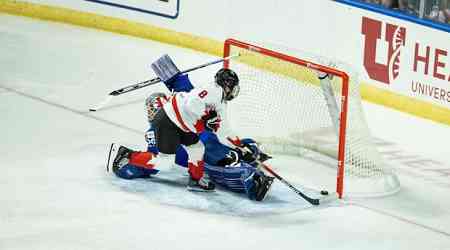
[1,14,449,250]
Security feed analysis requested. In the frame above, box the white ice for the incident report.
[1,14,450,250]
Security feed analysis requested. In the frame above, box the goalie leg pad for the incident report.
[243,169,274,201]
[115,164,159,179]
[204,162,274,201]
[129,151,157,169]
[203,162,255,193]
[109,144,159,179]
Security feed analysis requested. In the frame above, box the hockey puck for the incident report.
[320,190,329,195]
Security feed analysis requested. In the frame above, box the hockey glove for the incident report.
[202,110,221,132]
[240,140,259,164]
[227,137,272,164]
[217,150,239,167]
[194,110,220,133]
[258,152,272,162]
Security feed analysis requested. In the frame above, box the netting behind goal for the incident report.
[222,38,400,198]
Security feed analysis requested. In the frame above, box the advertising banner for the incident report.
[359,16,450,108]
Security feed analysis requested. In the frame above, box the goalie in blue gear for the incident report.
[176,132,275,201]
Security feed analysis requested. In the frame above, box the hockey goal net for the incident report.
[222,38,400,198]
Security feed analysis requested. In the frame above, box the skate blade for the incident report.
[106,143,119,172]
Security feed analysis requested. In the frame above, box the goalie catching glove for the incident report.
[227,137,272,165]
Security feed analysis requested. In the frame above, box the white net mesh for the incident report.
[224,40,400,198]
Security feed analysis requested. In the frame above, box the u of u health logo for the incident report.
[361,17,450,85]
[361,17,406,84]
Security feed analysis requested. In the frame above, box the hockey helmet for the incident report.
[145,92,167,122]
[215,68,240,101]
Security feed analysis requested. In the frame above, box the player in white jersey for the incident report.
[153,68,240,191]
[107,54,240,192]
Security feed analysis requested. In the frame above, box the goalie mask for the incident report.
[215,68,240,101]
[145,92,167,122]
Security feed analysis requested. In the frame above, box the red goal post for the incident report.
[223,39,399,198]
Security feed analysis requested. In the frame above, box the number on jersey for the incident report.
[198,90,208,98]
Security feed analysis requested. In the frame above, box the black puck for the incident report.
[320,190,329,195]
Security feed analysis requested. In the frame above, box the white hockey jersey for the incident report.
[163,83,230,134]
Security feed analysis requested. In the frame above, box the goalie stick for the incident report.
[89,53,240,112]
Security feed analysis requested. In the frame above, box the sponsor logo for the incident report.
[361,16,450,105]
[361,17,406,84]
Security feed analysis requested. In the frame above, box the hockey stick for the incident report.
[258,162,321,206]
[258,160,340,206]
[89,53,240,112]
